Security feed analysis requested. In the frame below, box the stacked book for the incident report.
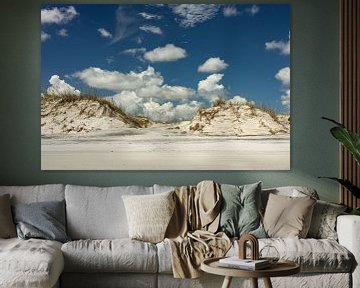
[218,257,271,270]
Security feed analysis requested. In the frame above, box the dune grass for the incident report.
[42,93,144,127]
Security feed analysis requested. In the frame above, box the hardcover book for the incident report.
[218,257,271,270]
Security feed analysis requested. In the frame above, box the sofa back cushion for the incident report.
[65,185,153,239]
[0,184,65,204]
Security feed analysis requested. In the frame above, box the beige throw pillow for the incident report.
[122,191,175,243]
[263,193,316,238]
[0,194,17,238]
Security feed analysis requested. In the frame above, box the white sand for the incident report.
[41,127,290,170]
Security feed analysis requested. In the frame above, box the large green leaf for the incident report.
[318,177,360,198]
[322,117,360,165]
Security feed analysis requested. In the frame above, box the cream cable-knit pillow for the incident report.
[122,191,175,243]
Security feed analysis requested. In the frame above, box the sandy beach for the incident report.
[41,126,290,170]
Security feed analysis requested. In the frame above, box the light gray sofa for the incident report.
[0,184,359,288]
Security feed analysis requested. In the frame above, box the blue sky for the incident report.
[41,4,290,122]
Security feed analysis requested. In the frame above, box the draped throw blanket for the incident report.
[165,181,231,279]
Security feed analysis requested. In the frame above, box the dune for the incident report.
[41,95,145,135]
[176,102,290,137]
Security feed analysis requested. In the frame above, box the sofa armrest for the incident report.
[337,215,360,288]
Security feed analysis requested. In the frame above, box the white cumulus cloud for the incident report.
[275,67,290,87]
[137,84,195,102]
[265,32,290,55]
[74,65,199,122]
[110,94,200,122]
[198,57,228,73]
[198,73,226,102]
[138,12,162,20]
[223,6,238,17]
[110,91,145,116]
[142,99,200,122]
[228,95,247,105]
[171,4,220,28]
[143,44,187,62]
[281,89,290,109]
[41,6,78,25]
[46,75,80,96]
[98,28,113,39]
[139,25,162,35]
[275,67,290,110]
[57,28,68,37]
[41,31,51,42]
[73,66,163,92]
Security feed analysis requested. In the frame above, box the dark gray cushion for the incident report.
[12,200,70,243]
[218,182,266,238]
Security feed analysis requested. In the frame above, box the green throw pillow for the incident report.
[218,182,266,238]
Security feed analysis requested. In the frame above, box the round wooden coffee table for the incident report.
[201,257,300,288]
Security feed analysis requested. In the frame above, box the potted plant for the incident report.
[320,117,360,215]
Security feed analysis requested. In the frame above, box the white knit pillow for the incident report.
[122,191,175,243]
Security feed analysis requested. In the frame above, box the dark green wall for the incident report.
[0,0,340,202]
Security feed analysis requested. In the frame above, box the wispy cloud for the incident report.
[265,32,290,55]
[41,6,78,25]
[138,12,162,20]
[106,56,115,64]
[98,28,113,39]
[57,28,68,37]
[110,6,138,44]
[120,47,147,61]
[198,57,228,73]
[121,47,147,56]
[143,44,187,62]
[245,5,260,16]
[171,4,220,28]
[223,6,238,17]
[41,31,51,42]
[139,25,162,35]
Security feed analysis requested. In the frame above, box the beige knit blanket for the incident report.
[165,181,231,279]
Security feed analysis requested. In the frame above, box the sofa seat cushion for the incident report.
[62,239,158,273]
[157,238,353,274]
[0,238,64,288]
[232,238,353,273]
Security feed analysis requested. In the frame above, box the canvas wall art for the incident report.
[41,4,290,170]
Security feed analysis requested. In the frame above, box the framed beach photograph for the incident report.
[40,4,290,170]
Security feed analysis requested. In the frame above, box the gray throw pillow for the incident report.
[12,200,70,243]
[307,200,347,240]
[218,182,266,238]
[0,194,16,238]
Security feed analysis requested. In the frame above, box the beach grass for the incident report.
[41,93,144,127]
